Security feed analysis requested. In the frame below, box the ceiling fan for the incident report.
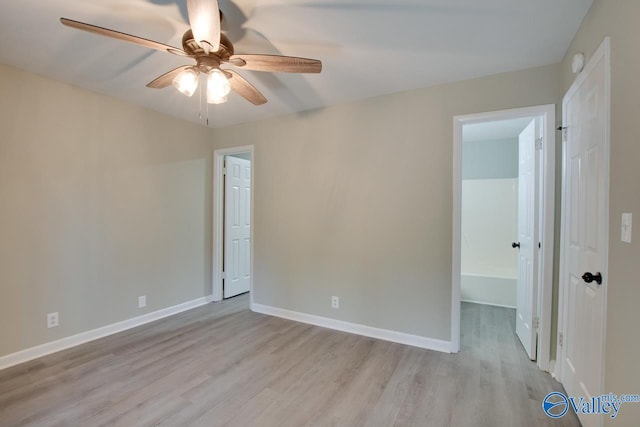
[60,0,322,106]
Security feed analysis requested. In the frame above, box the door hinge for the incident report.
[559,332,564,348]
[533,316,540,330]
[222,167,227,175]
[535,138,543,150]
[221,271,226,279]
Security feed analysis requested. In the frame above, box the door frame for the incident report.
[212,145,255,303]
[555,37,610,394]
[451,105,556,372]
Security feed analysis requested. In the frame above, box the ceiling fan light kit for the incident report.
[207,69,231,104]
[59,0,322,120]
[172,68,200,97]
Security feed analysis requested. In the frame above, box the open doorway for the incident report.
[460,118,527,309]
[213,146,254,303]
[452,105,555,372]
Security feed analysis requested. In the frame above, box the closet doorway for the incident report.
[213,146,254,302]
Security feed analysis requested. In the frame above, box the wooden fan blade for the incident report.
[60,18,189,57]
[146,66,191,88]
[226,54,322,73]
[224,70,267,105]
[187,0,221,53]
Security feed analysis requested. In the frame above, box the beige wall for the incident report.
[560,1,640,424]
[214,64,560,341]
[0,58,561,359]
[0,64,213,357]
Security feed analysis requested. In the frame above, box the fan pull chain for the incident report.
[198,78,203,121]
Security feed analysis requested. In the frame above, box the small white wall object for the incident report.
[572,53,585,74]
[621,213,632,243]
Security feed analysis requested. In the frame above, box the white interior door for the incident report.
[560,39,609,427]
[224,156,251,298]
[515,119,539,360]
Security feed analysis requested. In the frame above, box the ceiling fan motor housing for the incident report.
[182,29,234,72]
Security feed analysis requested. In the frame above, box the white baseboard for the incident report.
[461,299,517,309]
[0,295,214,371]
[251,303,452,354]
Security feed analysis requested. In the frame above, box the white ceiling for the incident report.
[0,0,593,128]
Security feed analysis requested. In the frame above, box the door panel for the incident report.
[515,119,538,360]
[224,156,252,298]
[560,38,608,427]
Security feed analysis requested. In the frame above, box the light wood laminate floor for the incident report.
[0,296,580,426]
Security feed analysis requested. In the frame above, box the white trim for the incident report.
[451,119,462,353]
[549,360,558,380]
[452,104,555,372]
[537,105,556,372]
[212,145,255,304]
[557,37,610,406]
[0,295,213,371]
[252,303,452,354]
[601,38,611,413]
[461,299,517,309]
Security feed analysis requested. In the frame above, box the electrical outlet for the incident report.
[138,295,147,308]
[331,296,340,309]
[47,312,59,329]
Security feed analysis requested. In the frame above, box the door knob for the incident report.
[581,272,603,285]
[512,242,520,249]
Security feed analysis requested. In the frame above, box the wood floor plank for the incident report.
[0,296,581,427]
